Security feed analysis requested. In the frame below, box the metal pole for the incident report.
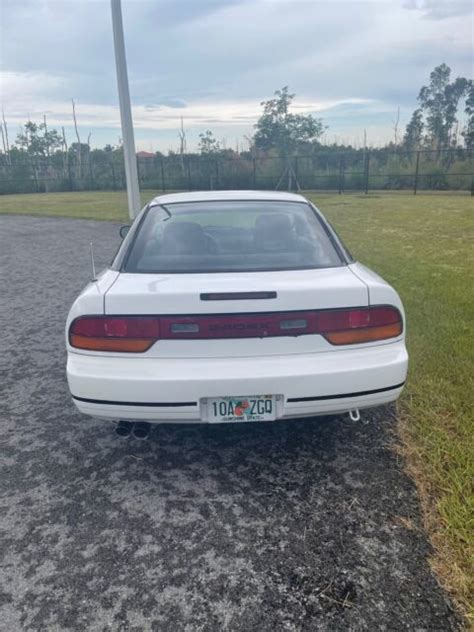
[186,159,192,191]
[160,155,166,192]
[414,150,420,195]
[111,0,140,219]
[110,160,117,190]
[88,154,94,190]
[67,154,74,191]
[365,151,370,194]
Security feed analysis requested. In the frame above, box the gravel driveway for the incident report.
[0,215,459,631]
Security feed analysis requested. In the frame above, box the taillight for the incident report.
[319,306,403,345]
[69,317,160,352]
[69,307,402,352]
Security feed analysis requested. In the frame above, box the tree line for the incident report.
[0,64,472,194]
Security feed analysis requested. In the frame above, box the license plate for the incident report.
[207,396,276,423]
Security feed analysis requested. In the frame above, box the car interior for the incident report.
[125,211,341,272]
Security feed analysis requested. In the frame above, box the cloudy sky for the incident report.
[1,0,472,151]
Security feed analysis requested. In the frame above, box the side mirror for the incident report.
[119,225,131,239]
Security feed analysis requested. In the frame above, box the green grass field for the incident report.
[1,189,473,620]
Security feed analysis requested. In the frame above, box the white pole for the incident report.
[111,0,141,220]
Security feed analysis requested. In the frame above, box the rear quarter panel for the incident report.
[65,269,120,347]
[349,262,406,326]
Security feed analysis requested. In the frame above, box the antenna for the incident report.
[89,242,97,281]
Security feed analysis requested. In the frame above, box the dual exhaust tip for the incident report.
[115,421,151,440]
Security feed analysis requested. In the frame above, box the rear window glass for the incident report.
[123,201,343,273]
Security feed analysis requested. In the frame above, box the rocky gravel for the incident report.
[0,215,460,631]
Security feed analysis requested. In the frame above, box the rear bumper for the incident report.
[67,341,408,423]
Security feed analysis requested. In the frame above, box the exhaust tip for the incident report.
[115,420,133,438]
[132,422,151,440]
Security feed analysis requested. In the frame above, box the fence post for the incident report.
[294,156,299,191]
[413,151,420,195]
[215,159,219,190]
[186,159,192,191]
[67,155,74,191]
[209,160,214,190]
[338,156,345,194]
[88,155,94,190]
[471,176,474,197]
[252,157,257,189]
[160,156,166,192]
[136,157,141,187]
[110,161,117,190]
[365,151,370,194]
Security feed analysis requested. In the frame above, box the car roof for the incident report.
[149,190,308,206]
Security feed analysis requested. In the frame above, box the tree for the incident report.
[254,86,324,154]
[418,64,469,149]
[462,80,474,149]
[403,108,424,151]
[16,121,62,156]
[198,130,220,154]
[444,77,469,146]
[254,87,325,189]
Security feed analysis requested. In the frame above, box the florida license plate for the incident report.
[207,396,276,423]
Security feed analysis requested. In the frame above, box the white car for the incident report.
[66,191,408,436]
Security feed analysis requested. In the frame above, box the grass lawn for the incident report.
[1,189,473,620]
[309,193,474,624]
[0,190,136,221]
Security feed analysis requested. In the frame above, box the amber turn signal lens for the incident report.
[69,334,154,352]
[324,322,403,345]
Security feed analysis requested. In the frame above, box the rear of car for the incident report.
[66,192,408,424]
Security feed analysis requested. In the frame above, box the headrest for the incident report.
[254,213,294,251]
[162,221,210,254]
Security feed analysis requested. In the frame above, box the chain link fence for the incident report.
[1,148,472,195]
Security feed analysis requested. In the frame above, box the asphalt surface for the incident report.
[0,215,460,631]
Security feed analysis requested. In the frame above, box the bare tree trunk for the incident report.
[61,126,68,176]
[87,132,93,188]
[179,116,187,175]
[0,125,6,157]
[72,99,82,180]
[2,109,11,165]
[451,122,459,147]
[393,107,400,146]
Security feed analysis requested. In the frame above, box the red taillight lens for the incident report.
[69,306,402,352]
[319,306,402,345]
[69,317,160,352]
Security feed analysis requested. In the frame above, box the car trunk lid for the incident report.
[104,267,368,357]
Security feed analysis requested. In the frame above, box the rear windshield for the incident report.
[123,201,344,273]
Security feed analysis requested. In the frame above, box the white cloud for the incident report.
[0,74,373,131]
[0,0,472,148]
[402,0,473,19]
